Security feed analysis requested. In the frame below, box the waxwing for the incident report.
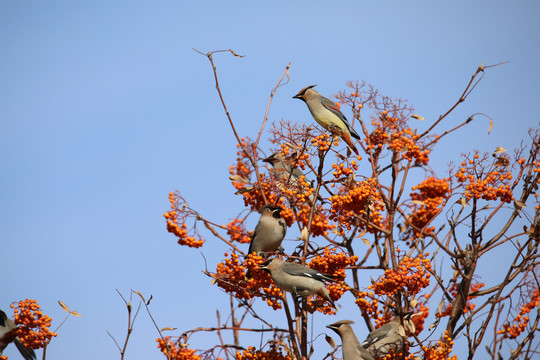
[246,205,287,257]
[0,310,37,360]
[293,85,361,155]
[327,320,375,360]
[263,153,321,204]
[258,257,336,308]
[361,314,412,357]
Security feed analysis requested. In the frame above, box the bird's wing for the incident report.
[247,221,262,255]
[282,262,335,281]
[279,219,287,238]
[320,97,361,140]
[14,338,37,360]
[361,326,390,348]
[356,345,376,360]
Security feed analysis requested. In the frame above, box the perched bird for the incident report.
[293,85,361,155]
[246,205,287,257]
[258,257,337,308]
[327,320,375,360]
[263,153,320,204]
[361,314,411,357]
[0,310,37,360]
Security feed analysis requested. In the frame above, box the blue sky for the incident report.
[1,1,539,359]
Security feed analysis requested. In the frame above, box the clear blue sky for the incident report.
[1,1,539,359]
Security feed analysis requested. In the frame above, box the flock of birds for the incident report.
[1,86,409,360]
[241,87,414,359]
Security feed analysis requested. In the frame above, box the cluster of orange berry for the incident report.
[226,219,252,244]
[420,331,458,360]
[408,177,450,238]
[455,155,513,202]
[164,192,205,248]
[437,281,484,317]
[498,288,540,339]
[156,337,201,360]
[355,291,379,318]
[277,174,315,206]
[230,138,254,180]
[236,345,292,360]
[370,253,432,296]
[215,253,283,310]
[11,299,56,350]
[331,161,357,180]
[329,178,385,234]
[310,133,334,152]
[278,144,309,171]
[294,204,335,237]
[366,120,390,154]
[410,304,429,336]
[306,248,358,314]
[388,128,430,165]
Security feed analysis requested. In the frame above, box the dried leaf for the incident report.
[229,175,250,184]
[70,311,82,317]
[301,227,309,242]
[355,228,367,238]
[406,319,416,334]
[428,322,437,330]
[345,174,356,188]
[493,146,507,154]
[456,198,467,208]
[325,335,336,349]
[361,238,370,247]
[411,114,424,121]
[133,291,146,303]
[331,228,340,235]
[488,118,493,134]
[161,327,177,332]
[410,298,418,308]
[235,187,254,195]
[437,299,444,315]
[58,301,70,313]
[283,142,299,150]
[514,200,526,209]
[411,200,424,206]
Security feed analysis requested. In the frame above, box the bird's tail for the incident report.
[341,132,359,155]
[318,288,337,310]
[14,338,37,360]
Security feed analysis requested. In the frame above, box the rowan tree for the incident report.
[161,51,539,360]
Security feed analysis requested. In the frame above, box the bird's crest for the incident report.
[293,84,317,98]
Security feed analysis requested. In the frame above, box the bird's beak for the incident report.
[292,94,302,99]
[258,259,272,269]
[326,324,339,334]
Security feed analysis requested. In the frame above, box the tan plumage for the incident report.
[0,310,36,360]
[327,320,375,360]
[258,257,337,308]
[293,85,360,155]
[361,314,410,358]
[246,205,287,257]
